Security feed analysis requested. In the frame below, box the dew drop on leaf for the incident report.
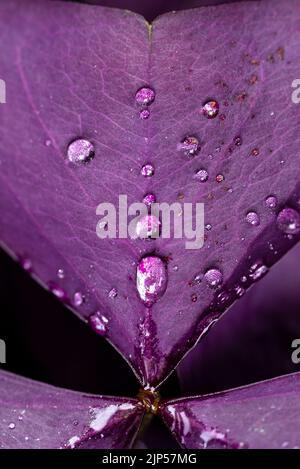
[194,169,208,182]
[48,282,67,301]
[202,99,219,119]
[108,287,118,299]
[141,164,154,177]
[265,195,278,209]
[204,268,223,288]
[135,86,155,105]
[140,109,150,120]
[67,138,95,164]
[88,311,109,336]
[57,268,65,279]
[246,211,260,226]
[276,208,300,234]
[136,215,160,239]
[73,291,84,307]
[136,256,168,306]
[143,193,156,207]
[178,136,200,157]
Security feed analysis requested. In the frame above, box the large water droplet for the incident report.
[246,211,260,226]
[265,195,278,209]
[202,100,219,119]
[141,164,154,177]
[204,268,223,288]
[67,139,95,164]
[178,136,200,157]
[136,215,160,239]
[88,311,109,336]
[276,208,300,235]
[136,256,167,306]
[8,423,15,430]
[135,87,155,106]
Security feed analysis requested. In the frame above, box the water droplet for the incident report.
[246,211,260,226]
[251,148,260,156]
[277,208,300,234]
[108,288,118,299]
[205,223,212,231]
[191,293,197,303]
[141,164,154,177]
[194,169,208,182]
[173,265,179,272]
[57,268,65,279]
[135,87,155,105]
[20,257,32,272]
[67,139,95,164]
[136,256,167,306]
[143,193,156,207]
[178,136,200,157]
[234,136,242,146]
[140,109,150,120]
[88,311,109,336]
[265,195,278,209]
[216,174,224,183]
[204,268,223,288]
[48,282,67,301]
[202,100,219,119]
[8,423,15,430]
[235,285,245,297]
[73,291,84,307]
[249,261,268,281]
[136,215,160,239]
[45,139,52,147]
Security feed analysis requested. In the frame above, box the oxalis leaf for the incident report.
[0,0,300,387]
[0,370,143,449]
[161,372,300,449]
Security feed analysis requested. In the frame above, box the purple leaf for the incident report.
[0,370,143,449]
[1,0,300,387]
[161,372,300,449]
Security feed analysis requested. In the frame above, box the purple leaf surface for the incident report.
[161,372,300,449]
[0,370,143,449]
[1,0,300,387]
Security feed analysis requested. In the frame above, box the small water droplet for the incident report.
[88,311,109,336]
[140,109,150,120]
[136,215,160,239]
[205,223,212,231]
[73,291,84,307]
[135,87,155,105]
[191,293,197,303]
[246,211,260,226]
[8,423,15,430]
[178,136,200,157]
[249,261,268,281]
[67,139,95,164]
[251,148,260,157]
[57,268,65,279]
[48,282,67,301]
[234,136,242,146]
[20,257,32,272]
[202,100,219,119]
[45,139,52,147]
[141,164,154,177]
[276,208,300,235]
[173,265,179,272]
[136,256,168,306]
[204,268,223,288]
[235,285,245,297]
[194,169,208,182]
[265,195,278,209]
[143,193,156,207]
[216,174,224,183]
[108,287,118,299]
